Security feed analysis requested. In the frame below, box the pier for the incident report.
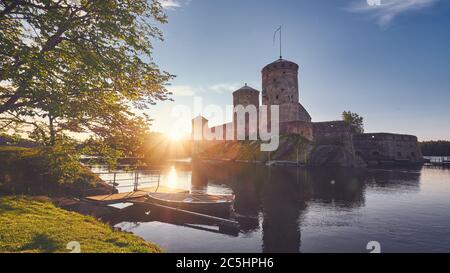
[85,169,188,203]
[84,169,240,231]
[425,157,450,166]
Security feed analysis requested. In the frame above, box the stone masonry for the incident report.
[193,57,423,165]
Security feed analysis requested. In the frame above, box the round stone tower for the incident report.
[261,58,311,122]
[233,84,260,109]
[232,84,260,139]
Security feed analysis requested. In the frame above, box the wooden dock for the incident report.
[85,186,188,204]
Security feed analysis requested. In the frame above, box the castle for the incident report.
[193,57,423,166]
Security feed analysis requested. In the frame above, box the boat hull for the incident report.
[147,193,234,217]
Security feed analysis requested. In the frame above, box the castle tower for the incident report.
[233,84,260,139]
[261,58,311,123]
[233,84,260,109]
[191,115,208,140]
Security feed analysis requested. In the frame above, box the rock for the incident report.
[308,145,367,168]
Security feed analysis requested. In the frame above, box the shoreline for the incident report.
[0,195,162,253]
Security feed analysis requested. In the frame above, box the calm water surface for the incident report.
[92,163,450,253]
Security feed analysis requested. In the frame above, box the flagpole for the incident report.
[279,26,282,59]
[273,26,283,59]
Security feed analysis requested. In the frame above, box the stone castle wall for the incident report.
[280,121,313,141]
[233,88,260,109]
[233,86,260,139]
[353,133,423,165]
[191,58,424,166]
[312,121,353,144]
[262,59,311,122]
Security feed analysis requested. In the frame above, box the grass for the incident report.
[0,146,33,152]
[0,196,162,253]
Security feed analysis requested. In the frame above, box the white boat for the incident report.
[147,192,235,216]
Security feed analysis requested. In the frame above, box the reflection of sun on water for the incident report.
[167,166,178,189]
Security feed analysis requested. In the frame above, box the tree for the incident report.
[420,141,450,156]
[0,0,174,146]
[342,111,364,134]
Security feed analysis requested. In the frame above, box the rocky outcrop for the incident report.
[200,134,367,168]
[307,145,367,168]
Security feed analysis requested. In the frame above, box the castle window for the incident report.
[276,95,279,99]
[372,151,380,157]
[397,152,402,158]
[411,152,416,157]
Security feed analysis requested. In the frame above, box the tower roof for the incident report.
[192,115,208,122]
[232,84,260,95]
[262,58,299,72]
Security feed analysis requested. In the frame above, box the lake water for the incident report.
[92,162,450,253]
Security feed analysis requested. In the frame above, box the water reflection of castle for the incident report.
[102,162,422,253]
[191,162,421,253]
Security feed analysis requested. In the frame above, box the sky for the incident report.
[146,0,450,141]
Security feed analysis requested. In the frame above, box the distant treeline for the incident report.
[420,141,450,156]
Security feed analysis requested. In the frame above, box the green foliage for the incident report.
[342,111,364,134]
[0,145,106,196]
[82,137,124,169]
[0,196,161,253]
[420,141,450,156]
[38,141,83,185]
[0,0,174,147]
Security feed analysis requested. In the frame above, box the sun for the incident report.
[169,131,183,141]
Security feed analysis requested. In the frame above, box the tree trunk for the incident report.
[49,115,56,146]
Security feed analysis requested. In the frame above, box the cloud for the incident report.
[159,0,190,9]
[168,83,247,97]
[168,85,196,96]
[208,83,240,94]
[348,0,441,26]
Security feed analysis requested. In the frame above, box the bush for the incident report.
[0,144,108,197]
[38,142,83,185]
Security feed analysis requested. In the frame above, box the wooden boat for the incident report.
[147,192,235,216]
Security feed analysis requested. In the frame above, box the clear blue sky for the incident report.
[148,0,450,141]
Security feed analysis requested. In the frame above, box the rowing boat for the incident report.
[147,192,235,216]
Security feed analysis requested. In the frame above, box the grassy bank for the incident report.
[0,196,161,253]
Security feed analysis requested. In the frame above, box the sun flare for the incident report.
[169,131,182,141]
